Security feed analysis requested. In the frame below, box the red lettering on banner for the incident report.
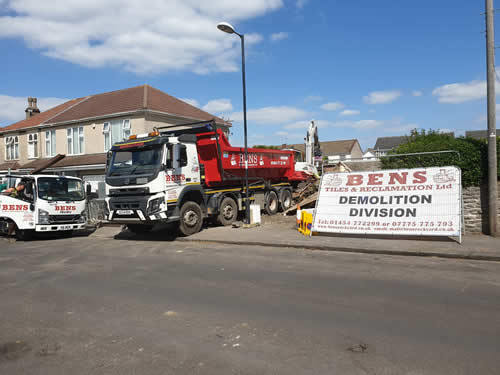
[412,171,427,184]
[346,175,363,186]
[2,205,7,210]
[368,173,383,185]
[388,172,408,185]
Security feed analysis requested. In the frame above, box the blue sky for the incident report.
[0,0,495,150]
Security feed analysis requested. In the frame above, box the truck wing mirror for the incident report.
[86,184,92,197]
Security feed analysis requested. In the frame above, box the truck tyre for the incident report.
[216,197,238,226]
[127,224,153,234]
[279,189,292,212]
[179,201,203,236]
[16,229,34,241]
[265,191,279,216]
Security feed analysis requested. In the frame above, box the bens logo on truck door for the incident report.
[166,174,186,182]
[2,204,29,211]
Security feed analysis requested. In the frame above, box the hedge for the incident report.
[380,130,499,187]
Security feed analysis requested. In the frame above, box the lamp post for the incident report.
[217,22,250,224]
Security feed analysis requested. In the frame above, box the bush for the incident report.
[380,129,499,187]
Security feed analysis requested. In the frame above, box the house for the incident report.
[0,85,230,183]
[372,136,409,157]
[283,139,363,162]
[465,129,500,139]
[362,148,377,160]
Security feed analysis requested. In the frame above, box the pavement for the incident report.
[95,215,500,261]
[2,233,500,374]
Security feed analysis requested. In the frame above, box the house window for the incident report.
[28,133,38,159]
[67,127,84,155]
[45,130,56,157]
[103,119,131,151]
[5,136,19,160]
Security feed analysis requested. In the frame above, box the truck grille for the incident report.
[49,215,81,224]
[110,202,141,210]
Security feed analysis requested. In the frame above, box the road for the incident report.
[1,229,499,374]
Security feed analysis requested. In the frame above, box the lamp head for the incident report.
[217,22,236,34]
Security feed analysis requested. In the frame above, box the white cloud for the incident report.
[284,119,332,129]
[285,119,383,130]
[0,0,282,74]
[270,32,288,42]
[320,102,345,111]
[180,98,199,107]
[304,95,322,103]
[340,109,360,116]
[363,90,402,104]
[0,94,68,126]
[412,90,423,97]
[202,98,233,113]
[432,80,487,103]
[296,0,310,9]
[230,106,309,124]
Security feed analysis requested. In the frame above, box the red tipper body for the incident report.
[196,129,306,188]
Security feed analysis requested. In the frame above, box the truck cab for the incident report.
[105,131,202,233]
[0,174,87,239]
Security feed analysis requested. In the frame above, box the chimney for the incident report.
[25,97,33,119]
[25,97,41,119]
[32,97,40,115]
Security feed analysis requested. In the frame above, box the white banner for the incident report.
[312,167,461,237]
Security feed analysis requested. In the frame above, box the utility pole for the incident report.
[485,0,498,236]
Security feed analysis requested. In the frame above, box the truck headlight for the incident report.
[38,209,50,224]
[147,198,163,215]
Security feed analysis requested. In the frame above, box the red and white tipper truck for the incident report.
[104,120,315,236]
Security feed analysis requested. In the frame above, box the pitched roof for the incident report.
[0,98,87,132]
[465,130,500,139]
[0,161,21,171]
[281,139,360,156]
[373,136,409,151]
[19,153,107,170]
[0,85,229,134]
[320,139,359,155]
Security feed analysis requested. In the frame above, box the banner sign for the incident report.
[312,167,461,237]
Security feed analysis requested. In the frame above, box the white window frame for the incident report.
[28,133,39,159]
[67,126,85,155]
[5,136,19,160]
[45,130,56,157]
[103,119,131,151]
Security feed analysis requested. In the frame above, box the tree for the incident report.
[380,129,497,187]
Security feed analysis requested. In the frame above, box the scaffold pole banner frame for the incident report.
[312,166,462,238]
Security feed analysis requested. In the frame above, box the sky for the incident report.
[0,0,496,151]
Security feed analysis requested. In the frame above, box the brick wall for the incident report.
[462,182,500,234]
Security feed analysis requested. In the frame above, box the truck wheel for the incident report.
[279,189,292,212]
[16,229,34,241]
[127,224,154,234]
[265,191,279,216]
[179,202,203,236]
[217,197,238,226]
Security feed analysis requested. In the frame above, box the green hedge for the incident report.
[380,130,499,187]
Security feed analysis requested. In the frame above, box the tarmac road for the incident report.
[1,231,499,374]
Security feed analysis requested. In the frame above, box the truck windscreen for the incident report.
[108,146,162,177]
[38,177,85,201]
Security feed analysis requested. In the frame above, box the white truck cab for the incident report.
[105,131,201,233]
[0,174,87,240]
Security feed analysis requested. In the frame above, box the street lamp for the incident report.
[217,21,250,225]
